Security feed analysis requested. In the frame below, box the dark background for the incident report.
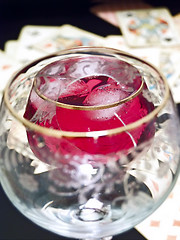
[0,0,180,239]
[0,0,180,50]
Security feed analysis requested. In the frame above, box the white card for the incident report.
[15,25,61,64]
[4,40,19,60]
[104,35,160,67]
[0,50,22,93]
[15,24,105,64]
[136,175,180,240]
[32,24,106,54]
[116,8,180,47]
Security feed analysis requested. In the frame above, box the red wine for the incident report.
[24,57,155,164]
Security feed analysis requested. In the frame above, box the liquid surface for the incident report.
[24,57,155,164]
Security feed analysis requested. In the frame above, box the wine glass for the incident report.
[0,47,179,240]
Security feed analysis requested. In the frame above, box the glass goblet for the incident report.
[0,47,180,240]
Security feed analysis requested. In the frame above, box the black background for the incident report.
[0,0,180,50]
[0,0,180,239]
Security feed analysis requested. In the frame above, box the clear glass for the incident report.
[0,47,180,240]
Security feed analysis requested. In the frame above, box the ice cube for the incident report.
[59,79,89,100]
[83,82,128,106]
[36,76,63,101]
[83,82,129,121]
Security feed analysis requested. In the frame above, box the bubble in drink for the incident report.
[24,56,155,164]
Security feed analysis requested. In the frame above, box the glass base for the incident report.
[75,198,110,222]
[41,197,113,224]
[81,237,112,240]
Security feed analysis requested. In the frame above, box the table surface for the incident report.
[0,0,180,239]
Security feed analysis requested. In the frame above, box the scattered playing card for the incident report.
[33,36,81,53]
[15,24,105,64]
[0,50,22,103]
[15,25,61,64]
[0,50,22,91]
[170,77,180,104]
[174,13,180,36]
[160,48,180,86]
[32,24,105,54]
[105,35,129,50]
[4,40,19,60]
[90,0,152,27]
[105,35,160,67]
[136,175,180,240]
[116,8,180,47]
[159,47,180,103]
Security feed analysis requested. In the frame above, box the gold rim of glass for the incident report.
[4,47,170,138]
[33,74,144,111]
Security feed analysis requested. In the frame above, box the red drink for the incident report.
[24,56,155,164]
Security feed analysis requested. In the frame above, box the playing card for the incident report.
[32,24,105,54]
[4,40,19,60]
[15,25,61,64]
[174,13,180,36]
[136,175,180,240]
[116,8,180,47]
[170,77,180,104]
[15,24,105,64]
[0,50,22,97]
[105,35,129,51]
[159,48,180,86]
[159,47,180,103]
[105,35,160,67]
[33,36,81,54]
[91,0,152,27]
